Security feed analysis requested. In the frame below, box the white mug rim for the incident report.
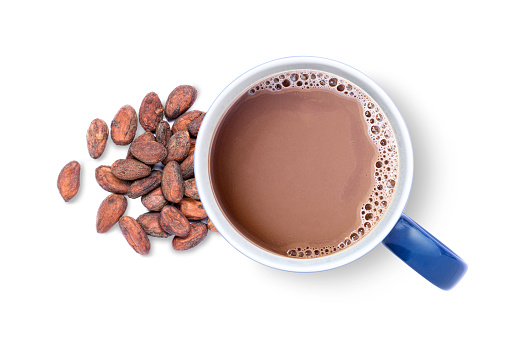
[195,56,413,273]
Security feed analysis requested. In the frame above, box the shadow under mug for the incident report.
[194,56,467,290]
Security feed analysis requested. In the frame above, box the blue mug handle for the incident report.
[382,214,467,290]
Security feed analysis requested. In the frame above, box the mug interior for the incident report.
[195,56,413,272]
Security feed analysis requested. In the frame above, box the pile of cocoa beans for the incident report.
[57,85,217,255]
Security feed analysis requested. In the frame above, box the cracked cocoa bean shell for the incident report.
[139,92,163,133]
[184,178,199,200]
[111,159,151,181]
[127,170,162,199]
[111,105,138,145]
[86,118,109,159]
[171,110,204,134]
[164,85,197,120]
[95,165,131,194]
[161,161,184,203]
[136,212,169,238]
[141,187,168,211]
[131,140,167,165]
[160,205,190,237]
[96,194,127,233]
[172,222,208,251]
[179,198,207,221]
[162,130,190,164]
[57,161,81,202]
[119,216,151,255]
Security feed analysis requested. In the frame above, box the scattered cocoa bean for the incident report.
[161,161,184,203]
[111,159,151,181]
[179,198,207,220]
[171,110,205,134]
[86,119,109,159]
[184,178,199,200]
[139,92,164,132]
[163,130,190,164]
[188,113,204,137]
[95,165,131,194]
[127,170,162,199]
[96,194,127,233]
[165,85,197,120]
[141,187,168,211]
[172,222,208,251]
[136,212,169,238]
[180,150,194,180]
[119,216,151,255]
[160,205,190,237]
[57,161,81,202]
[131,140,167,165]
[111,105,138,145]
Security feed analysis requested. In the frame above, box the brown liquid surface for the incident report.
[210,87,378,256]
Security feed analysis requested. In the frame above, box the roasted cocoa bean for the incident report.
[95,165,131,194]
[159,205,190,237]
[184,178,200,200]
[131,140,167,165]
[136,212,169,238]
[111,105,138,145]
[172,222,208,251]
[96,194,127,233]
[57,161,81,202]
[179,150,194,180]
[139,92,164,132]
[119,216,151,255]
[111,159,151,181]
[171,110,204,134]
[161,161,184,203]
[126,131,156,159]
[179,198,207,221]
[163,130,190,164]
[164,85,197,120]
[141,187,168,211]
[127,170,162,199]
[86,119,109,159]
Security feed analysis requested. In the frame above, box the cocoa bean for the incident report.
[95,165,131,194]
[119,216,151,255]
[161,161,184,203]
[171,110,204,134]
[111,159,151,181]
[160,205,190,237]
[165,85,197,120]
[136,212,169,238]
[126,131,156,159]
[139,92,163,133]
[184,178,199,200]
[163,130,190,164]
[96,194,127,233]
[141,187,168,211]
[179,150,194,180]
[172,222,208,251]
[127,170,162,199]
[155,120,172,145]
[179,198,207,221]
[57,161,81,202]
[206,218,218,232]
[131,140,167,165]
[187,113,204,137]
[111,105,138,145]
[86,118,109,159]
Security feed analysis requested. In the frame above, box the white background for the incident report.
[1,1,507,338]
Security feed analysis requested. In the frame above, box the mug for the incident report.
[194,56,467,290]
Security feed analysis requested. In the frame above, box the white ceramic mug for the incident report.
[194,56,467,290]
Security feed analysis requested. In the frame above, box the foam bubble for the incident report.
[246,70,399,259]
